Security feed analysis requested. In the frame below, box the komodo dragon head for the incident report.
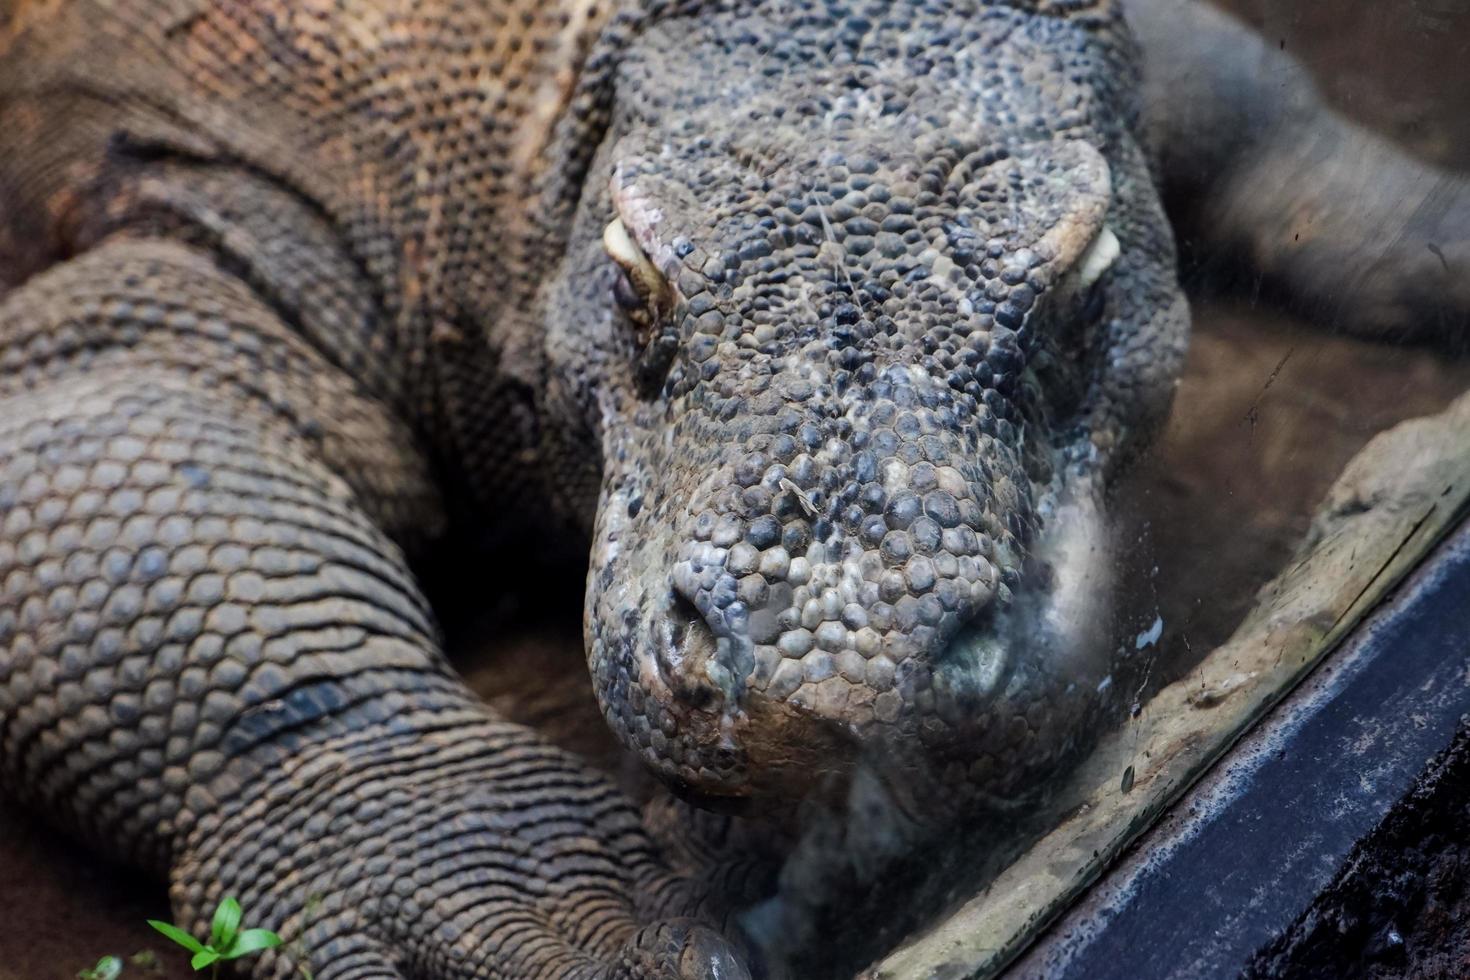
[540,0,1189,811]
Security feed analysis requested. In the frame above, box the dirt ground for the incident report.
[1247,724,1470,980]
[3,2,1470,978]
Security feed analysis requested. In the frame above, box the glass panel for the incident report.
[420,2,1470,976]
[862,0,1470,973]
[873,393,1470,977]
[0,2,1465,978]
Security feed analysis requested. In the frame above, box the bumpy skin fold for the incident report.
[0,238,741,978]
[0,0,1466,976]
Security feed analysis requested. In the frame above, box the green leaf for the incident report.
[210,897,243,948]
[222,928,284,959]
[190,948,221,971]
[77,955,124,980]
[147,919,206,955]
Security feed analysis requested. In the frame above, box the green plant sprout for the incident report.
[77,955,124,980]
[147,896,283,977]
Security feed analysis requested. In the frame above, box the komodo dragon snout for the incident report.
[543,4,1189,810]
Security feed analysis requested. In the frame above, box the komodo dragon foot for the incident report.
[0,243,746,978]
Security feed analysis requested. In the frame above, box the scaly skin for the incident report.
[567,0,1188,815]
[0,1,1467,977]
[0,2,743,977]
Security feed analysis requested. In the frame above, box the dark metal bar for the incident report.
[1007,517,1470,980]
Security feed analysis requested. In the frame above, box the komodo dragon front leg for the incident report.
[0,240,744,979]
[0,0,756,976]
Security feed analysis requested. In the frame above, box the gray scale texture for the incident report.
[565,0,1187,810]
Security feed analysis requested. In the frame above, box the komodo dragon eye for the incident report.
[603,217,683,394]
[1068,224,1121,322]
[1039,222,1121,339]
[603,218,675,346]
[1075,224,1121,289]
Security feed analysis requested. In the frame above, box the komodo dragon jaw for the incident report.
[544,0,1190,808]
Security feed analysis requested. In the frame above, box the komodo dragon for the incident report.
[0,0,1466,976]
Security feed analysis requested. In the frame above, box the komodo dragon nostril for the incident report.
[935,616,1013,703]
[659,592,724,711]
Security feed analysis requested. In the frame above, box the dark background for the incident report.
[2,2,1469,977]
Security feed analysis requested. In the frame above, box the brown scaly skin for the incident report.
[0,0,1467,977]
[571,0,1187,818]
